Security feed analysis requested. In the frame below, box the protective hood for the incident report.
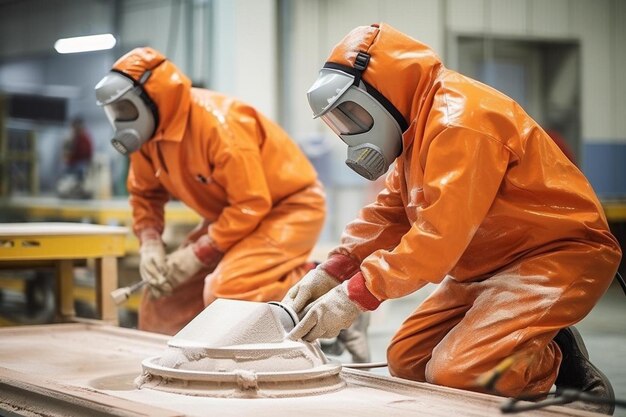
[112,47,192,143]
[324,23,444,149]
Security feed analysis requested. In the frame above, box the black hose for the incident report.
[500,389,626,413]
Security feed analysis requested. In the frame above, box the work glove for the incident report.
[138,231,169,298]
[321,313,371,363]
[164,235,222,290]
[287,282,364,342]
[281,253,360,315]
[179,219,211,249]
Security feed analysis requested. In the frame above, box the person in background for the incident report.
[94,47,326,337]
[58,116,93,198]
[64,116,93,180]
[282,23,621,414]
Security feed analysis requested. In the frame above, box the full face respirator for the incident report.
[307,53,405,181]
[95,70,158,155]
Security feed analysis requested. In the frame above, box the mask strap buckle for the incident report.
[353,52,370,87]
[138,70,152,85]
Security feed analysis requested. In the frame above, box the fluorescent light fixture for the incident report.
[54,34,117,54]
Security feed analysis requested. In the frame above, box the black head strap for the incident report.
[322,61,409,132]
[353,52,371,87]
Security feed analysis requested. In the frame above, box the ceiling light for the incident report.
[54,34,117,54]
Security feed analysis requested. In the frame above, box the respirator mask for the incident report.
[307,54,405,181]
[95,71,158,155]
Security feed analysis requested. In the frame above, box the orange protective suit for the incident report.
[325,24,621,396]
[113,48,326,334]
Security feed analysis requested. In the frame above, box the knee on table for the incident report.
[425,351,483,390]
[386,340,428,381]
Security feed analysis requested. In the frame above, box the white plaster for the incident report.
[140,299,343,397]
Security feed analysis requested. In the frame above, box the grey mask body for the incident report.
[345,143,386,181]
[111,129,143,155]
[307,68,403,181]
[94,72,156,155]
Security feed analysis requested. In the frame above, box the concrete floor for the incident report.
[345,280,626,416]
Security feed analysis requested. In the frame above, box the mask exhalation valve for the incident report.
[346,144,386,181]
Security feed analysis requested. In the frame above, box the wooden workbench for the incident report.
[602,199,626,221]
[0,223,127,324]
[0,196,201,254]
[0,323,598,417]
[0,196,200,225]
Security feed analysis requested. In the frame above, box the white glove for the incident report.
[319,312,372,363]
[287,282,364,343]
[139,239,170,298]
[338,312,371,363]
[179,219,211,248]
[164,245,205,288]
[281,267,341,315]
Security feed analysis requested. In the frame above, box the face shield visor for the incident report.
[94,71,157,155]
[307,68,403,181]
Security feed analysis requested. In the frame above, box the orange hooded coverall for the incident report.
[324,24,621,397]
[113,48,326,335]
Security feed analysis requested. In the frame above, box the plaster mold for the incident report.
[137,299,345,397]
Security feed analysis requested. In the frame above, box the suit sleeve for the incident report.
[357,126,511,302]
[331,165,411,262]
[127,149,170,238]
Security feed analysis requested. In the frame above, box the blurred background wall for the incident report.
[0,0,624,242]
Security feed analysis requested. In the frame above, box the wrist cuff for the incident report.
[321,253,360,282]
[138,229,161,244]
[347,272,382,311]
[192,235,222,266]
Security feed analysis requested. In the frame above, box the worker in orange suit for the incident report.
[94,47,326,336]
[282,23,621,415]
